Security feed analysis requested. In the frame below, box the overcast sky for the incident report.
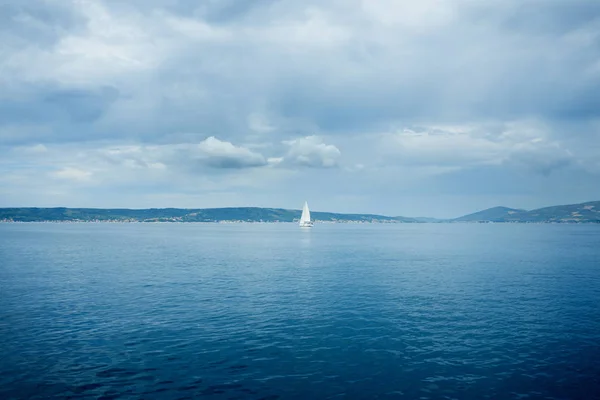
[1,0,599,218]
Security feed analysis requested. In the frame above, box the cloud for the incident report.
[1,0,600,216]
[247,113,276,133]
[380,127,501,168]
[379,120,575,176]
[14,143,48,155]
[505,140,574,176]
[3,0,600,144]
[280,136,341,168]
[95,137,268,171]
[189,136,268,169]
[51,167,92,182]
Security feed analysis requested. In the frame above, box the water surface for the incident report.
[1,223,599,399]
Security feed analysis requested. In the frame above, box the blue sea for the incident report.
[1,223,599,399]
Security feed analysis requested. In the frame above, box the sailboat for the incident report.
[299,201,314,227]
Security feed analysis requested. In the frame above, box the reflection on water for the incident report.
[299,226,312,248]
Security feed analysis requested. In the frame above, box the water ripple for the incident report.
[1,223,600,399]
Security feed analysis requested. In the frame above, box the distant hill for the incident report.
[0,207,418,223]
[453,201,600,223]
[2,200,599,223]
[453,206,526,222]
[504,201,600,223]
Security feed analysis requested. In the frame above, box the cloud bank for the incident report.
[1,0,599,217]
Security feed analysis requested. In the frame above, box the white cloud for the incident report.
[94,137,268,171]
[281,135,341,168]
[381,128,502,167]
[247,113,276,133]
[51,167,92,181]
[14,144,48,154]
[191,136,268,169]
[379,120,575,175]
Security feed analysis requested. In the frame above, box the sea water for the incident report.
[1,223,599,399]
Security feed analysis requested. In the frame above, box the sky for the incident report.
[1,0,600,218]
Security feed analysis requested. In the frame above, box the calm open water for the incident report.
[1,223,599,400]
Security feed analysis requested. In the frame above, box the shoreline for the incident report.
[2,220,599,224]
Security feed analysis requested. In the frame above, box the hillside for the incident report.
[453,201,600,223]
[504,201,600,223]
[2,200,600,223]
[453,206,526,222]
[0,207,417,223]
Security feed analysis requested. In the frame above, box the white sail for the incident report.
[299,201,313,227]
[300,201,310,222]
